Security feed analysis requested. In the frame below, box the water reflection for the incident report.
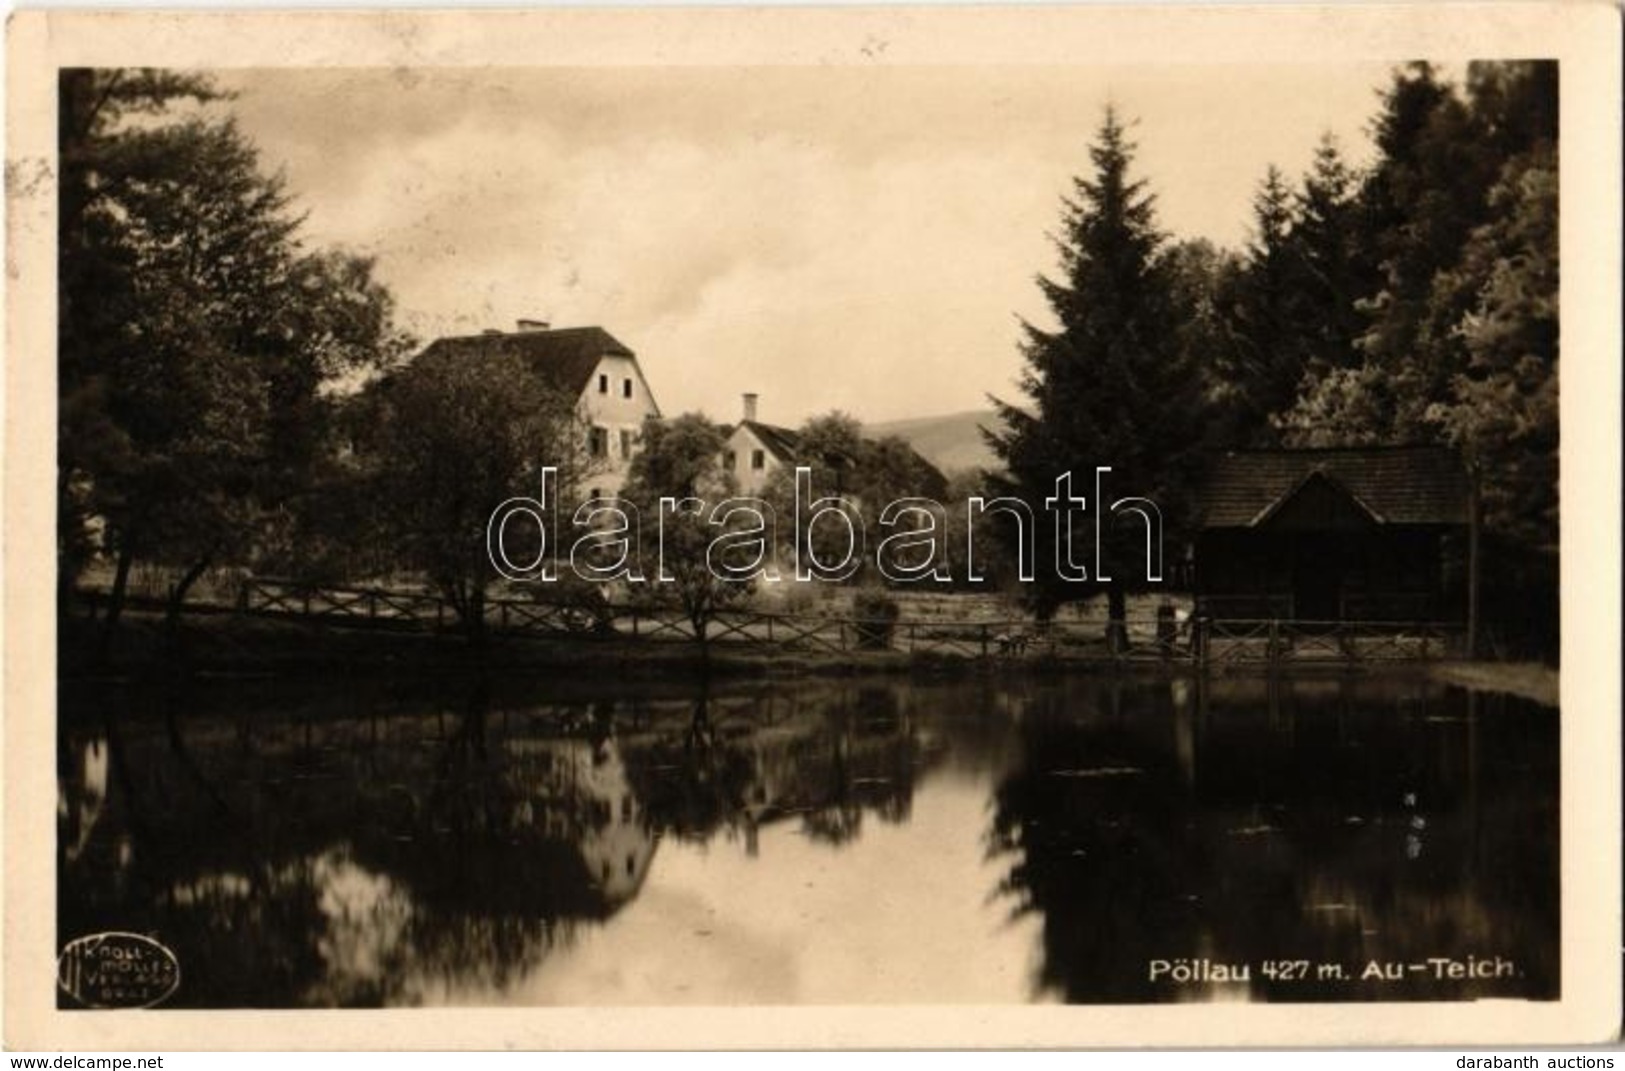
[986,678,1557,1002]
[57,672,1556,1006]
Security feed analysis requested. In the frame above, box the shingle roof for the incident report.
[1199,446,1469,528]
[417,326,635,397]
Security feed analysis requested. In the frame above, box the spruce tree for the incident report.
[986,107,1208,634]
[1289,134,1368,379]
[1217,165,1305,443]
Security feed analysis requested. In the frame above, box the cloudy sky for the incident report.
[219,64,1398,425]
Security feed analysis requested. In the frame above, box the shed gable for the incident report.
[1257,470,1381,531]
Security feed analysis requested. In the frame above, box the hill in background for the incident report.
[865,409,1004,476]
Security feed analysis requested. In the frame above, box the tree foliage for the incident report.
[620,413,752,644]
[1428,151,1558,552]
[351,350,591,638]
[1277,61,1557,453]
[1274,62,1557,557]
[57,69,410,644]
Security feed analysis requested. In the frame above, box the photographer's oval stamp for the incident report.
[57,932,181,1009]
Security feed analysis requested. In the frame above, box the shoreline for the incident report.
[1426,661,1560,707]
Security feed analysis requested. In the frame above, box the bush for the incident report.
[853,589,901,650]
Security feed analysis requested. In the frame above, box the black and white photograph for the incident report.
[5,3,1621,1051]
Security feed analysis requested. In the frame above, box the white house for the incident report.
[414,320,662,497]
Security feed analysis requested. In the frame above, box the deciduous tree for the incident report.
[355,349,591,641]
[58,70,409,655]
[621,413,753,647]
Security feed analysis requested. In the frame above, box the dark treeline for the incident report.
[58,63,1559,660]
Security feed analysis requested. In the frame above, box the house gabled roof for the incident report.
[1199,446,1470,529]
[416,326,636,398]
[736,420,802,464]
[732,420,949,496]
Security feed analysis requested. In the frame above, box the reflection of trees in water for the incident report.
[57,674,1556,1008]
[337,680,626,1002]
[987,681,1207,1003]
[986,678,1558,1003]
[764,686,919,845]
[57,676,937,1007]
[620,684,929,850]
[618,690,762,843]
[59,676,653,1005]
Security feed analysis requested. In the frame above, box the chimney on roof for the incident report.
[742,393,759,423]
[515,318,551,333]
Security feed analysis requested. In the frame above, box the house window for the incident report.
[589,426,608,458]
[598,373,609,394]
[725,450,737,471]
[623,378,633,399]
[619,428,633,459]
[752,449,766,471]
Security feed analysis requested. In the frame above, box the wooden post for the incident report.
[979,623,989,659]
[1268,619,1279,663]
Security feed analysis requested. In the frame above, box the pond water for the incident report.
[57,671,1558,1007]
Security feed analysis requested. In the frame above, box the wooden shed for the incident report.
[1193,446,1477,631]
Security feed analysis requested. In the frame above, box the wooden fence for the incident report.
[226,577,1463,666]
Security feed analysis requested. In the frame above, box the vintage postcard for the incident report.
[5,2,1621,1051]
